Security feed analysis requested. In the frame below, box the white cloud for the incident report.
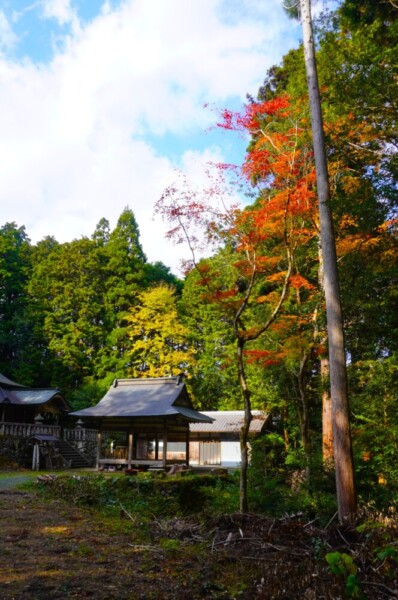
[0,10,18,52]
[41,0,76,26]
[0,0,300,273]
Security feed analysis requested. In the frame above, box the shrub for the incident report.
[37,472,235,519]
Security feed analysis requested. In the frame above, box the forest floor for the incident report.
[0,474,397,599]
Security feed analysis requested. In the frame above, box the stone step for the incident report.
[57,440,91,468]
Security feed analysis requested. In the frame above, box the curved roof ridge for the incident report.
[200,410,265,415]
[0,373,28,389]
[113,376,181,387]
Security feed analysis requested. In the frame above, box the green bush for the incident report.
[37,472,236,519]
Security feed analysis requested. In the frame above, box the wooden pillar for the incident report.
[96,431,102,469]
[36,444,41,470]
[32,444,36,470]
[155,433,159,461]
[128,432,133,469]
[185,428,190,467]
[163,423,168,468]
[32,443,40,470]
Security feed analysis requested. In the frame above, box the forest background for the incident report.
[1,0,397,510]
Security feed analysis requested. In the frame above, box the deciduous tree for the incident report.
[126,284,195,377]
[157,97,319,511]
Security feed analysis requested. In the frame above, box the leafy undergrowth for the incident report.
[0,472,397,599]
[0,456,25,471]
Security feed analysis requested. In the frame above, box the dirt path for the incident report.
[0,474,33,490]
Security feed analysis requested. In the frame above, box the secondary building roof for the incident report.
[0,373,68,409]
[0,373,26,388]
[190,410,268,434]
[71,377,213,423]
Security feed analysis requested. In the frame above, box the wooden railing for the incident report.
[0,421,61,438]
[63,428,98,443]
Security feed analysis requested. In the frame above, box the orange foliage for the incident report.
[157,94,325,351]
[256,292,280,304]
[289,274,315,290]
[266,271,289,284]
[244,349,284,368]
[337,218,398,263]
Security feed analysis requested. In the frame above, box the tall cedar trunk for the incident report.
[318,248,334,464]
[299,0,356,521]
[237,337,252,513]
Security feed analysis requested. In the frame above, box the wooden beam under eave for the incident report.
[155,432,159,461]
[185,428,190,467]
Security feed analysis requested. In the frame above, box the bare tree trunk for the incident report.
[299,0,356,522]
[317,246,334,465]
[237,337,252,513]
[297,352,311,480]
[282,402,290,453]
[233,248,293,513]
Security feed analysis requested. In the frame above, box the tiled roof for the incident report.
[71,377,213,423]
[0,373,67,408]
[0,373,27,389]
[12,389,63,405]
[189,410,268,434]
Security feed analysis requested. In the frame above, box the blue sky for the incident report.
[0,0,308,272]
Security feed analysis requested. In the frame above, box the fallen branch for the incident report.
[211,536,261,547]
[336,527,350,546]
[119,503,136,523]
[324,512,338,530]
[362,581,398,597]
[127,544,164,553]
[303,517,319,528]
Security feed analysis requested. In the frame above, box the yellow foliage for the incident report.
[127,284,196,377]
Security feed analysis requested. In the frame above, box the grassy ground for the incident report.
[0,471,397,599]
[0,469,96,489]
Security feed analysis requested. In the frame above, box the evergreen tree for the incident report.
[95,208,149,378]
[28,237,108,388]
[0,223,32,380]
